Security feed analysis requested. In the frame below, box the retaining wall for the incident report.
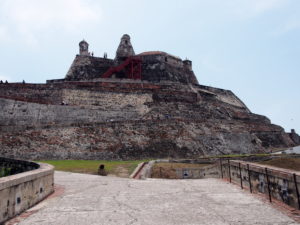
[169,159,220,179]
[0,158,54,224]
[140,159,220,179]
[221,160,300,210]
[175,164,220,179]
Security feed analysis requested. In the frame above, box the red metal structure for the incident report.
[101,56,142,80]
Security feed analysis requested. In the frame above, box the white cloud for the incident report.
[0,0,102,45]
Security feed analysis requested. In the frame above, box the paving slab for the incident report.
[9,171,299,225]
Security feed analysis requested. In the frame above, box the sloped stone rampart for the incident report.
[0,81,298,159]
[0,119,290,160]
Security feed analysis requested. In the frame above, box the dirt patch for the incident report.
[109,165,130,178]
[151,162,211,179]
[259,157,300,171]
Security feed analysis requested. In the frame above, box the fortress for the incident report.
[50,34,198,84]
[0,34,299,160]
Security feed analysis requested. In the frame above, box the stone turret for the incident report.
[115,34,135,61]
[79,40,90,56]
[183,59,192,71]
[289,129,300,145]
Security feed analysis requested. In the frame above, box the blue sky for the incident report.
[0,0,299,133]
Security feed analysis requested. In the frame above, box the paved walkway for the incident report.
[11,171,299,225]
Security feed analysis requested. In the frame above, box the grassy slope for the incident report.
[259,158,300,171]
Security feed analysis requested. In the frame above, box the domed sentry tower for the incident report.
[115,34,135,62]
[79,40,90,56]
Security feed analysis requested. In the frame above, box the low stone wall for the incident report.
[0,158,54,224]
[168,159,220,179]
[221,160,300,210]
[174,164,220,179]
[141,159,220,179]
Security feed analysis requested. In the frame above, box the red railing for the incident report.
[101,56,142,80]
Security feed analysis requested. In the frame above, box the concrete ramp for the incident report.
[9,171,299,225]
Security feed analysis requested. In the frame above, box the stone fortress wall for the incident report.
[139,52,183,68]
[138,51,192,71]
[65,55,114,81]
[0,80,273,130]
[0,79,297,160]
[0,34,299,160]
[0,157,54,224]
[138,52,198,84]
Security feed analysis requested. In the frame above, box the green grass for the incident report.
[0,167,12,178]
[259,157,300,171]
[202,153,270,159]
[38,160,148,177]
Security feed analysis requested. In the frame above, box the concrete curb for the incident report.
[137,159,169,179]
[129,162,147,179]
